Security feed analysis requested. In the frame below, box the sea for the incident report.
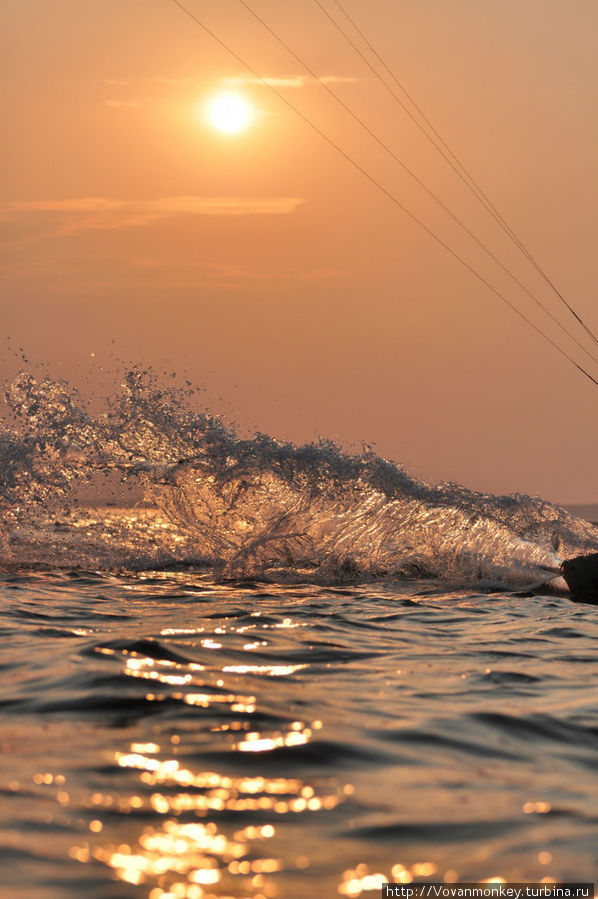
[1,371,598,899]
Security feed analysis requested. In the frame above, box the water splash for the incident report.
[2,369,597,586]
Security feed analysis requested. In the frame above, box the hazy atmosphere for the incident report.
[3,0,598,502]
[4,5,598,899]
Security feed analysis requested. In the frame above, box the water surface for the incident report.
[2,570,598,899]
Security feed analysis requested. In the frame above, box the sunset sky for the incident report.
[2,0,598,502]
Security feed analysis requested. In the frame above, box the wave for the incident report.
[2,368,597,586]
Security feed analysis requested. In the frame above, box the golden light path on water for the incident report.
[67,644,452,897]
[65,636,345,898]
[63,647,564,899]
[14,660,571,898]
[22,585,568,899]
[72,735,347,897]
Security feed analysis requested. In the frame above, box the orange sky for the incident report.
[2,0,598,502]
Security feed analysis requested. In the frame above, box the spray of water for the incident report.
[2,369,596,586]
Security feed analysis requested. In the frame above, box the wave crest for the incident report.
[2,369,597,586]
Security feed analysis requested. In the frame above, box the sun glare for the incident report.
[206,92,252,135]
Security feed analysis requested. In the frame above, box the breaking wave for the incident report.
[2,369,597,587]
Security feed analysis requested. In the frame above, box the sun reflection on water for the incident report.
[93,744,345,899]
[335,864,563,897]
[85,705,346,898]
[67,606,568,898]
[222,663,308,677]
[71,616,355,897]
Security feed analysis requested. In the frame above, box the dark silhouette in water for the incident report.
[562,552,598,601]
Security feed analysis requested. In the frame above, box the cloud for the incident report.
[0,196,306,240]
[222,74,359,89]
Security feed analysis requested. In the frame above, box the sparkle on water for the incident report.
[3,570,598,899]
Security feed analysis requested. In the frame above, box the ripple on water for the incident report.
[1,572,598,898]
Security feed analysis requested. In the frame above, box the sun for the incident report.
[206,92,252,135]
